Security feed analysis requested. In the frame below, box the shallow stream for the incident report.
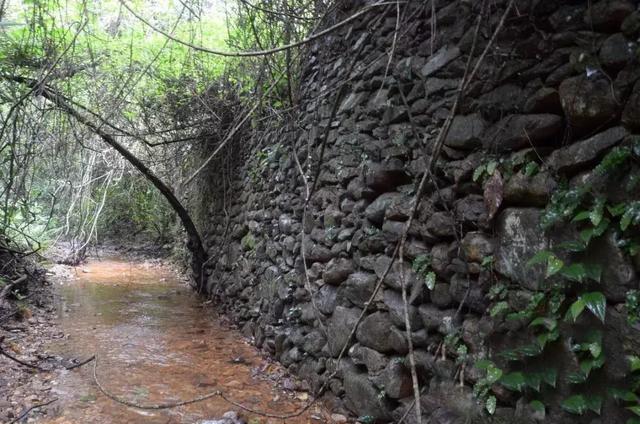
[43,257,326,423]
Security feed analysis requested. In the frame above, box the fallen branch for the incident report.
[65,354,95,370]
[0,346,45,371]
[8,398,57,424]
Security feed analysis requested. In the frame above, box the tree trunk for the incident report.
[6,75,209,292]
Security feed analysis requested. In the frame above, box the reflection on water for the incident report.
[44,258,326,423]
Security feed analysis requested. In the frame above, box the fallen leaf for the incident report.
[483,171,504,220]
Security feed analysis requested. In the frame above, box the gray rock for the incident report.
[338,272,380,308]
[365,192,405,225]
[323,258,354,285]
[485,114,563,151]
[504,170,557,207]
[430,283,453,308]
[348,343,389,373]
[559,75,620,134]
[383,289,423,330]
[460,232,494,263]
[584,230,637,302]
[599,33,635,70]
[342,363,392,421]
[585,0,635,32]
[303,242,333,263]
[495,208,549,291]
[314,284,337,315]
[449,274,488,314]
[547,126,627,174]
[425,212,456,238]
[356,312,407,353]
[623,80,640,131]
[454,195,487,227]
[419,305,459,334]
[199,411,245,424]
[421,45,461,78]
[364,160,411,193]
[524,87,562,114]
[444,114,487,150]
[327,306,361,357]
[379,359,412,399]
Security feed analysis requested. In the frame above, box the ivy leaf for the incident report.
[527,250,553,267]
[584,264,602,282]
[525,372,542,391]
[519,344,543,357]
[567,298,586,322]
[629,406,640,417]
[540,368,557,387]
[490,301,509,317]
[589,197,605,226]
[524,162,539,177]
[581,291,607,323]
[500,372,526,392]
[473,164,486,182]
[425,271,436,290]
[628,355,640,373]
[546,256,564,278]
[529,317,557,331]
[572,210,591,222]
[486,160,498,176]
[485,395,497,415]
[560,263,587,282]
[530,400,546,418]
[585,395,602,415]
[567,371,587,384]
[561,395,587,415]
[609,387,640,402]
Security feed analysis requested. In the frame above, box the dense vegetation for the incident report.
[0,0,322,262]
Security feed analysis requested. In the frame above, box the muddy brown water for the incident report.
[43,257,330,424]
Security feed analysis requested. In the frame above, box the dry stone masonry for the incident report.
[194,0,640,422]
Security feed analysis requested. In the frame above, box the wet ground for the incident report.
[1,257,338,423]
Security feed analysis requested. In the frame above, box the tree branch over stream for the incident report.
[2,74,208,291]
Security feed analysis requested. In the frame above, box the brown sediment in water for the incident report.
[43,257,329,423]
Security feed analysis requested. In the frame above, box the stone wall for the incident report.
[197,0,640,422]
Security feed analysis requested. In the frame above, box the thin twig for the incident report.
[8,398,57,424]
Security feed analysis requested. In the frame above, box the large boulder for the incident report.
[484,114,563,151]
[364,160,411,193]
[338,272,380,308]
[356,312,407,353]
[365,192,406,225]
[547,126,627,174]
[323,258,354,285]
[444,114,487,150]
[327,306,361,356]
[383,289,423,330]
[584,0,635,32]
[495,208,550,290]
[342,363,393,421]
[559,75,620,135]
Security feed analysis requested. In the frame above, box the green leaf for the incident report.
[584,264,602,282]
[527,250,553,267]
[567,299,586,322]
[485,395,497,415]
[473,165,485,182]
[525,372,542,391]
[629,406,640,416]
[486,160,498,176]
[560,263,587,282]
[589,198,606,226]
[475,359,494,370]
[546,256,564,278]
[561,395,587,415]
[609,388,639,402]
[581,291,607,323]
[567,371,587,384]
[629,355,640,373]
[540,368,557,387]
[500,372,526,392]
[519,344,543,357]
[524,162,539,177]
[529,317,557,331]
[490,301,509,317]
[486,364,503,384]
[530,400,545,418]
[425,271,436,290]
[572,210,591,222]
[585,395,602,415]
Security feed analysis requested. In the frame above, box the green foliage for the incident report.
[627,290,640,325]
[413,254,436,290]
